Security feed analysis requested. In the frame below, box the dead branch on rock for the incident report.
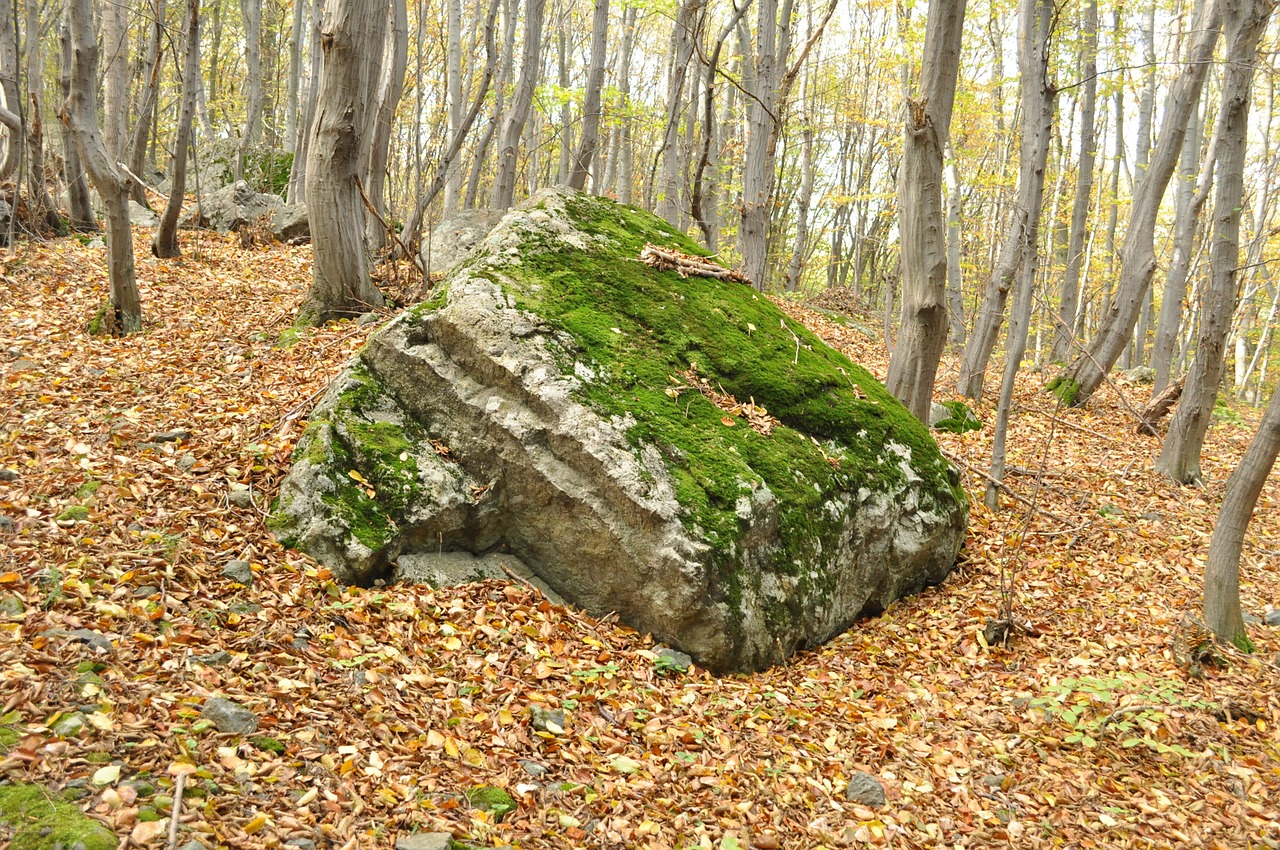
[639,243,751,286]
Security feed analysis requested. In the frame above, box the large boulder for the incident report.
[272,203,309,242]
[269,189,968,672]
[180,180,282,233]
[418,209,504,275]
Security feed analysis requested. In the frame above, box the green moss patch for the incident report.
[0,783,117,850]
[932,400,982,435]
[1046,375,1080,406]
[465,785,516,821]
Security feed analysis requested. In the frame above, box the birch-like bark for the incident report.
[1157,0,1273,484]
[1050,0,1097,363]
[1052,0,1221,406]
[363,0,408,252]
[297,0,390,324]
[568,0,609,191]
[62,0,140,334]
[490,0,546,210]
[655,0,708,224]
[154,0,200,258]
[944,146,965,347]
[616,3,635,205]
[884,0,967,420]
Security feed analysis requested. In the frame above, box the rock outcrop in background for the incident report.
[270,189,968,672]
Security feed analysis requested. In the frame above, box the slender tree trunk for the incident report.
[1152,95,1215,394]
[1050,0,1097,363]
[616,3,635,205]
[62,0,140,334]
[443,0,464,210]
[1157,0,1274,484]
[25,0,62,233]
[59,18,96,231]
[208,0,222,103]
[297,0,389,324]
[285,0,307,153]
[154,0,200,258]
[691,1,751,244]
[288,6,323,204]
[655,0,708,224]
[568,0,609,191]
[785,77,815,292]
[490,0,546,210]
[1052,0,1222,406]
[884,0,967,420]
[102,0,128,159]
[237,0,264,180]
[987,0,1056,507]
[1203,384,1280,645]
[363,0,408,252]
[127,0,167,206]
[556,30,571,185]
[944,146,965,347]
[0,0,19,179]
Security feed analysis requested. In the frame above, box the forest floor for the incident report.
[1,228,1278,850]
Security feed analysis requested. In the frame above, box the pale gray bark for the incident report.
[556,30,571,185]
[466,0,516,209]
[443,0,464,210]
[1203,384,1280,645]
[1157,0,1274,484]
[568,0,609,191]
[59,18,96,231]
[363,0,409,251]
[62,0,140,333]
[127,0,166,206]
[25,0,62,233]
[656,0,707,224]
[944,147,965,347]
[616,3,635,205]
[784,81,815,292]
[692,0,752,247]
[298,0,390,324]
[0,0,18,179]
[1050,0,1097,363]
[285,0,307,152]
[987,0,1056,508]
[155,0,200,258]
[884,0,967,420]
[1053,0,1221,406]
[102,0,128,159]
[1152,94,1215,394]
[236,0,264,180]
[287,6,323,204]
[490,0,545,211]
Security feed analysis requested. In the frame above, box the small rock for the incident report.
[221,560,254,585]
[229,602,262,615]
[1139,512,1163,522]
[87,237,105,249]
[0,468,18,481]
[0,516,13,532]
[843,772,887,808]
[518,759,548,777]
[134,585,160,598]
[11,359,37,371]
[980,774,1006,788]
[70,628,114,654]
[192,650,232,666]
[350,669,368,686]
[201,696,258,734]
[86,367,106,377]
[151,429,191,443]
[529,705,565,734]
[177,453,197,472]
[178,841,208,850]
[51,711,88,736]
[1244,613,1262,626]
[357,312,380,326]
[655,647,693,672]
[395,833,454,850]
[228,487,256,508]
[1124,365,1156,383]
[0,596,23,617]
[1265,610,1280,627]
[284,840,317,850]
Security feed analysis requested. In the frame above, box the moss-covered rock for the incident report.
[0,783,117,850]
[270,188,968,672]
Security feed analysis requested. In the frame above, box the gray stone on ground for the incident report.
[396,833,454,850]
[70,628,114,654]
[284,840,317,850]
[128,201,159,228]
[228,484,256,509]
[395,551,564,604]
[270,188,968,674]
[357,312,380,326]
[192,650,232,666]
[177,453,198,472]
[272,203,309,242]
[151,429,191,443]
[201,696,258,734]
[51,711,88,736]
[528,705,565,734]
[0,516,13,532]
[1124,365,1156,383]
[221,560,254,585]
[419,209,503,275]
[1244,613,1262,626]
[0,596,24,617]
[180,180,282,233]
[518,759,548,777]
[655,647,693,671]
[843,771,887,807]
[0,468,18,481]
[1266,610,1280,627]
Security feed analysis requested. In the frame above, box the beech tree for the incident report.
[155,0,202,259]
[491,0,546,211]
[297,0,391,324]
[62,0,141,334]
[883,0,967,421]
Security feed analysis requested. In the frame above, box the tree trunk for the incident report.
[102,0,128,159]
[62,0,141,334]
[1203,383,1280,646]
[58,19,96,231]
[363,0,408,252]
[490,0,546,210]
[285,0,307,153]
[287,4,323,204]
[1156,0,1274,485]
[237,0,264,180]
[568,0,609,191]
[154,0,200,259]
[655,0,708,224]
[556,30,571,185]
[987,0,1056,508]
[1049,0,1097,363]
[1051,0,1221,407]
[443,0,464,210]
[127,0,167,206]
[616,3,636,205]
[884,0,966,420]
[785,82,815,292]
[944,146,965,347]
[297,0,390,325]
[25,0,63,233]
[1153,98,1217,394]
[0,0,19,179]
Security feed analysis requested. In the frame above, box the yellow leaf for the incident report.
[348,470,367,483]
[444,737,460,758]
[462,747,486,767]
[243,813,269,834]
[426,729,446,748]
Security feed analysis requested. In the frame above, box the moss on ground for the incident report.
[491,193,965,634]
[465,785,516,820]
[1046,375,1080,406]
[0,783,117,850]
